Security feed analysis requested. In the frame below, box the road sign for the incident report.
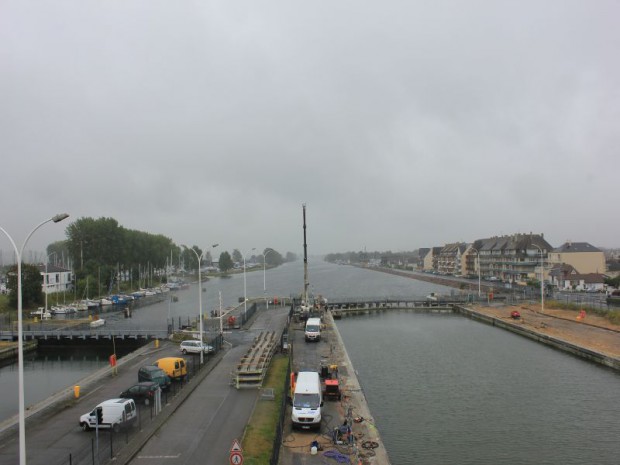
[230,451,243,465]
[230,439,243,452]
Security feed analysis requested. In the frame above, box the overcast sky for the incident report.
[1,1,619,262]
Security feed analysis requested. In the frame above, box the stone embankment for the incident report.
[358,265,497,293]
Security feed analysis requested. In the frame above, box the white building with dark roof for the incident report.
[37,264,73,294]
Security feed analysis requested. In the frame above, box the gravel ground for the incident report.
[473,304,620,359]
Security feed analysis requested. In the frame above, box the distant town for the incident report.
[326,233,620,293]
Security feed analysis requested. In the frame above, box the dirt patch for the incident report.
[474,304,620,359]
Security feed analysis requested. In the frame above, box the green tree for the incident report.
[232,249,242,265]
[181,246,202,272]
[65,216,176,283]
[6,264,44,310]
[263,248,284,266]
[219,251,234,273]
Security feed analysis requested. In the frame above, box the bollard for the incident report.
[154,339,159,349]
[73,385,80,399]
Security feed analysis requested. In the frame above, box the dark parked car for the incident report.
[138,365,171,390]
[119,381,160,405]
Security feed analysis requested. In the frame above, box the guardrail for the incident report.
[0,329,170,341]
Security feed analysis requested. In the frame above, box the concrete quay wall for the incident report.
[0,340,37,361]
[456,306,620,371]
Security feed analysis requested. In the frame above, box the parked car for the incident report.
[138,365,171,390]
[180,340,215,354]
[79,398,136,432]
[120,381,160,405]
[155,357,188,381]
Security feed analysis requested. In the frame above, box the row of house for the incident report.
[418,234,607,291]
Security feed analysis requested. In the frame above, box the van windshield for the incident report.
[293,393,320,409]
[306,325,319,332]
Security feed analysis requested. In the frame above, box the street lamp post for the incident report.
[182,243,218,365]
[262,248,274,309]
[531,244,545,313]
[243,248,256,321]
[44,251,57,316]
[470,248,481,298]
[0,212,69,465]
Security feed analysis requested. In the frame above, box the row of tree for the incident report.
[42,216,296,303]
[2,216,299,310]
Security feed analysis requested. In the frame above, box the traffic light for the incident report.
[96,407,103,425]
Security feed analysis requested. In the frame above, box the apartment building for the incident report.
[547,242,606,274]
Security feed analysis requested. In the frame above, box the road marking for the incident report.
[137,454,181,459]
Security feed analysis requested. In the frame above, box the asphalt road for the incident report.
[126,306,291,465]
[0,305,290,465]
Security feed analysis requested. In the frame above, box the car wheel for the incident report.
[145,398,150,406]
[182,349,187,354]
[81,422,90,432]
[113,423,120,433]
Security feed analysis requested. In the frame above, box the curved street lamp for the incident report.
[243,248,256,321]
[531,243,545,313]
[262,248,274,309]
[182,243,218,365]
[0,212,69,465]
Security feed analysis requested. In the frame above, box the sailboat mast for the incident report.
[303,204,309,304]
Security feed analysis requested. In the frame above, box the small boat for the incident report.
[31,308,52,319]
[80,299,100,310]
[99,298,113,306]
[51,305,70,315]
[90,318,105,328]
[71,301,88,312]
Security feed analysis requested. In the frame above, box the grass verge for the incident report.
[242,354,289,465]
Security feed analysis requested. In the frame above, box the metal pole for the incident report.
[262,249,273,310]
[182,243,217,365]
[531,244,544,313]
[243,255,247,321]
[0,212,69,465]
[219,291,223,335]
[197,258,203,365]
[243,248,256,321]
[476,250,481,298]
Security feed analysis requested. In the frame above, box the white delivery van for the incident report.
[304,317,321,342]
[79,398,137,432]
[291,371,323,430]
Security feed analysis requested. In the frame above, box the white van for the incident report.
[291,371,323,430]
[304,317,321,342]
[79,398,137,432]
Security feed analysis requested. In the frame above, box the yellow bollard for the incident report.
[154,339,159,349]
[34,317,38,323]
[73,385,80,399]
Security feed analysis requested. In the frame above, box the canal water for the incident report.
[2,259,619,464]
[337,312,620,465]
